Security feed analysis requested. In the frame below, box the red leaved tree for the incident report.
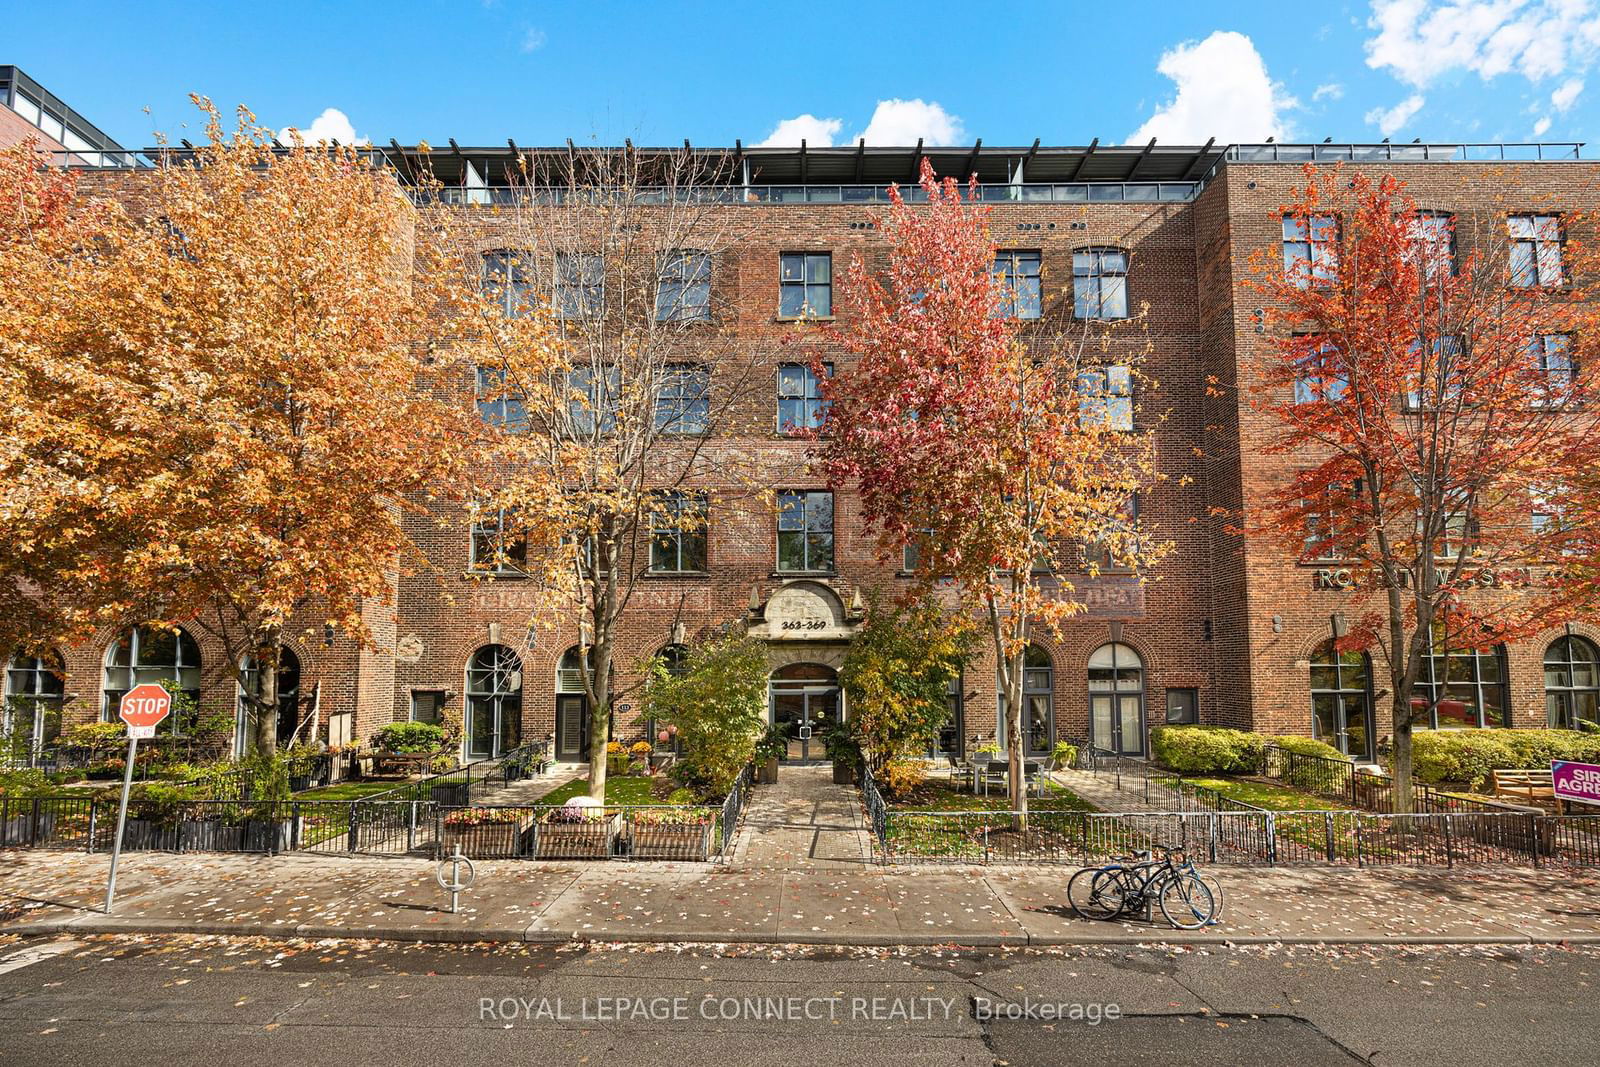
[813,162,1169,821]
[1245,167,1600,809]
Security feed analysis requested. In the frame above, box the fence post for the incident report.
[1530,814,1542,870]
[407,801,417,852]
[1324,812,1335,862]
[291,803,300,851]
[1265,812,1277,865]
[29,797,40,847]
[347,802,360,852]
[1208,813,1218,862]
[1355,817,1364,867]
[1443,814,1453,868]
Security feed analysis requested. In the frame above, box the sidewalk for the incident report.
[4,846,1599,947]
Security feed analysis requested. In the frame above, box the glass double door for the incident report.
[771,686,840,761]
[468,694,521,760]
[1091,693,1144,757]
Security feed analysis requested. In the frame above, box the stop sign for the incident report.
[119,683,172,738]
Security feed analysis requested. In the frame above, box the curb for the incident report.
[6,916,1597,949]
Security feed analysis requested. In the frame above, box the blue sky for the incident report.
[7,1,1597,149]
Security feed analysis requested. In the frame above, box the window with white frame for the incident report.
[1408,211,1457,278]
[1529,333,1575,405]
[1282,214,1338,287]
[470,508,527,573]
[1293,338,1348,404]
[103,626,201,733]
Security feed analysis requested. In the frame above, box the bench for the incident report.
[1489,768,1562,812]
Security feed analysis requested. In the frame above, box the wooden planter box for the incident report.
[536,813,620,859]
[441,817,535,859]
[756,758,779,785]
[832,760,856,785]
[628,820,714,861]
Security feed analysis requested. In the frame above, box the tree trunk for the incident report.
[252,626,282,755]
[586,636,612,803]
[1004,648,1029,831]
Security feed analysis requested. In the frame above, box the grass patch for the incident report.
[887,776,1097,813]
[535,775,658,806]
[1182,776,1347,812]
[295,780,415,802]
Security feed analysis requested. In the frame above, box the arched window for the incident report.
[465,645,521,759]
[1000,645,1055,757]
[236,648,303,755]
[1545,633,1600,729]
[1088,642,1144,756]
[103,626,201,734]
[654,644,689,678]
[1309,642,1374,759]
[5,651,65,761]
[1415,628,1507,728]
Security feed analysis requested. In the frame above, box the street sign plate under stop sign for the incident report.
[119,683,172,739]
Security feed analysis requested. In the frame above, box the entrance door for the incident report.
[555,695,588,762]
[1088,642,1145,756]
[769,663,841,762]
[466,644,523,760]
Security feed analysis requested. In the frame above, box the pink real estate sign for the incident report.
[1551,760,1600,807]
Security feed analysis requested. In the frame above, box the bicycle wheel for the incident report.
[1200,875,1224,923]
[1069,865,1126,920]
[1158,872,1216,930]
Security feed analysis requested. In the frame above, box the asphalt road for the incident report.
[0,935,1594,1066]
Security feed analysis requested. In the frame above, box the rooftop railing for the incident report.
[409,181,1202,207]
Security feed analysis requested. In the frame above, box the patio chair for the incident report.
[949,758,976,791]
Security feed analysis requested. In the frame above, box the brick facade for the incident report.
[14,148,1600,764]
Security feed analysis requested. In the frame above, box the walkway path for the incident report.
[730,764,874,870]
[1050,763,1169,814]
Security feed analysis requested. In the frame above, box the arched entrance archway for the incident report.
[769,662,841,762]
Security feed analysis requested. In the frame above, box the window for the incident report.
[555,252,604,318]
[1433,503,1479,560]
[475,365,527,430]
[1309,644,1374,758]
[993,250,1042,319]
[568,364,619,434]
[1072,249,1129,319]
[1545,632,1600,729]
[1077,365,1134,430]
[1089,642,1145,756]
[1293,339,1348,404]
[482,250,534,316]
[557,646,594,694]
[777,362,830,433]
[1531,489,1579,556]
[470,507,527,573]
[656,251,712,322]
[1530,333,1576,405]
[1413,631,1507,729]
[4,651,64,761]
[655,363,710,434]
[655,644,689,678]
[410,690,445,724]
[1509,214,1564,288]
[1282,214,1338,287]
[780,252,832,318]
[1408,211,1457,278]
[465,645,521,759]
[649,491,708,573]
[999,645,1054,756]
[1085,493,1140,572]
[1302,503,1342,562]
[1165,688,1199,725]
[1405,335,1465,409]
[237,648,302,754]
[776,491,834,572]
[933,673,964,758]
[103,626,201,733]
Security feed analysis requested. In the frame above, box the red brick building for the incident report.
[9,135,1600,768]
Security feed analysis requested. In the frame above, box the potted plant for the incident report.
[822,723,861,785]
[628,741,653,775]
[442,806,535,858]
[627,805,716,860]
[536,797,621,859]
[605,740,630,778]
[1052,740,1078,771]
[753,726,785,784]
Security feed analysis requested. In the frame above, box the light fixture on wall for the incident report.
[323,624,335,648]
[1272,615,1283,633]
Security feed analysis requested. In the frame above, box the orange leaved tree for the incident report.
[813,162,1170,821]
[1246,167,1600,809]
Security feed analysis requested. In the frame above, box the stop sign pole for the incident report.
[105,683,173,913]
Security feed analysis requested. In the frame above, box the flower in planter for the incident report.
[444,806,532,827]
[605,741,626,755]
[629,741,653,759]
[631,807,713,828]
[544,796,608,823]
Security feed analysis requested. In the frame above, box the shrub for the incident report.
[1271,735,1348,761]
[640,632,768,796]
[1052,741,1079,770]
[0,769,53,798]
[1411,728,1600,789]
[1150,726,1265,775]
[879,758,927,799]
[61,721,127,755]
[371,721,447,753]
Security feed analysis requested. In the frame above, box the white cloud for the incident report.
[279,108,365,146]
[1128,31,1297,143]
[754,114,844,147]
[1313,82,1346,101]
[1552,76,1585,111]
[853,98,964,145]
[1365,0,1600,88]
[521,27,546,53]
[1533,115,1553,136]
[1364,93,1427,135]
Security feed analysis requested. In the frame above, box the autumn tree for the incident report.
[0,102,491,753]
[458,145,765,799]
[1246,167,1600,810]
[813,162,1171,820]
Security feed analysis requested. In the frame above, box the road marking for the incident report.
[0,940,82,977]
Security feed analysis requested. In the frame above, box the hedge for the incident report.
[1149,726,1266,775]
[1412,728,1600,789]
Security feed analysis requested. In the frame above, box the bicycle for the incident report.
[1067,846,1218,930]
